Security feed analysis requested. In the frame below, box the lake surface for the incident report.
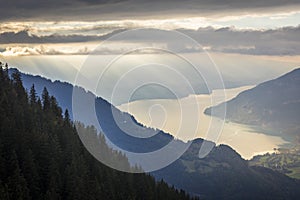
[118,86,290,159]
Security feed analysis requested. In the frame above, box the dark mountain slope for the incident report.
[0,65,196,200]
[7,67,300,199]
[8,68,73,116]
[9,68,175,153]
[205,68,300,141]
[153,139,300,200]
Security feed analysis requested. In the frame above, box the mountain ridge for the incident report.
[1,66,196,200]
[8,67,300,199]
[205,68,300,142]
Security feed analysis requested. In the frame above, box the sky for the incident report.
[1,0,300,56]
[0,0,300,103]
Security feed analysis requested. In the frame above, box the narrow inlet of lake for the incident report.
[117,85,290,159]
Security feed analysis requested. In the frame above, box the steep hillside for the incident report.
[205,68,300,141]
[153,139,300,199]
[0,65,196,200]
[7,67,300,199]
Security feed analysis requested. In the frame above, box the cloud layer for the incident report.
[1,26,300,56]
[1,0,300,21]
[180,26,300,55]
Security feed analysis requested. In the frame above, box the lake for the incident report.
[118,85,290,159]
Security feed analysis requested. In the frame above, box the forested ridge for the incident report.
[3,63,300,200]
[0,63,197,200]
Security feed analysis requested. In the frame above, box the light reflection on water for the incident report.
[118,85,290,160]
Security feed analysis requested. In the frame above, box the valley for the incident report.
[118,86,290,159]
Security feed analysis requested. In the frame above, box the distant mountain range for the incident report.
[205,68,300,142]
[10,68,300,199]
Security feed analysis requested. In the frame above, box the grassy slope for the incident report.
[250,147,300,179]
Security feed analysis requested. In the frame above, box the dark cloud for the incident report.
[0,29,127,44]
[1,26,300,56]
[0,0,300,21]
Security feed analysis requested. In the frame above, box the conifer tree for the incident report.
[42,87,50,111]
[29,84,37,105]
[0,63,197,200]
[7,151,30,200]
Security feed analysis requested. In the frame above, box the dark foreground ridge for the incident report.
[0,64,196,199]
[5,66,300,199]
